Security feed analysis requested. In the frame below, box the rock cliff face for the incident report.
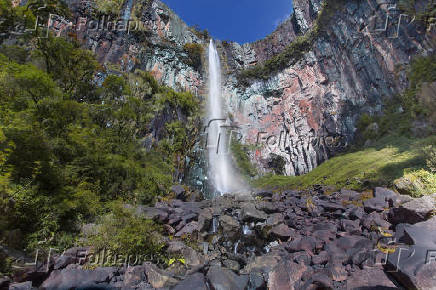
[58,0,206,94]
[219,0,434,176]
[41,0,434,177]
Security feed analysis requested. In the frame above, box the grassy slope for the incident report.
[253,135,436,191]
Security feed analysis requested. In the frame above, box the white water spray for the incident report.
[207,40,245,194]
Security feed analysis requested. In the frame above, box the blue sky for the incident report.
[161,0,294,43]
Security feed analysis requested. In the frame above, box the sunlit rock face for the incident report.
[58,0,433,177]
[220,0,434,176]
[60,0,206,95]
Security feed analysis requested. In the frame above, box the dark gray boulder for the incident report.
[172,272,207,290]
[41,267,117,289]
[9,281,33,290]
[240,203,267,222]
[385,217,436,290]
[388,195,435,225]
[123,265,150,289]
[206,266,248,290]
[171,185,186,200]
[174,221,199,237]
[363,196,387,213]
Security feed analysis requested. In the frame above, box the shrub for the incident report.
[183,43,204,71]
[237,0,345,85]
[231,140,257,178]
[423,145,436,173]
[95,0,124,17]
[87,202,166,264]
[394,169,436,197]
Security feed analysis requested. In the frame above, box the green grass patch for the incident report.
[253,135,436,192]
[230,139,257,178]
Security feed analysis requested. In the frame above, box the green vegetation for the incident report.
[183,43,204,71]
[398,0,436,29]
[394,169,436,197]
[424,145,436,173]
[355,54,436,143]
[237,0,345,85]
[88,202,166,264]
[254,136,436,193]
[95,0,124,17]
[254,53,436,196]
[189,25,210,40]
[230,140,257,178]
[0,1,201,254]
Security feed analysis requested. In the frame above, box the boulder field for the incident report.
[6,187,436,290]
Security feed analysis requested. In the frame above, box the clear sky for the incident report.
[161,0,294,44]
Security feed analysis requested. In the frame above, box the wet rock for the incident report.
[346,268,396,289]
[219,215,240,236]
[173,272,207,290]
[206,266,248,290]
[175,221,199,237]
[388,195,436,225]
[241,203,267,222]
[269,224,294,240]
[197,208,213,232]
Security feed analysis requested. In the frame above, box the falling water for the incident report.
[210,216,218,234]
[233,240,240,254]
[207,40,246,194]
[122,0,135,22]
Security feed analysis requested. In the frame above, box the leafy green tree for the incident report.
[36,37,100,101]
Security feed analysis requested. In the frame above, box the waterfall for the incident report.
[207,40,246,195]
[122,0,134,22]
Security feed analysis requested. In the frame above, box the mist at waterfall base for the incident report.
[206,40,247,196]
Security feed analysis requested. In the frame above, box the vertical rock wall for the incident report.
[34,0,434,177]
[220,0,434,176]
